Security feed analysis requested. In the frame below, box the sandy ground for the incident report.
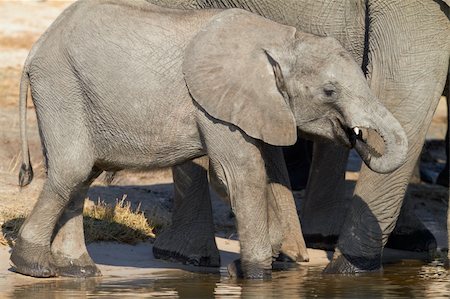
[0,0,448,295]
[0,238,243,292]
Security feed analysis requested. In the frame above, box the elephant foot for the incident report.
[323,250,382,274]
[279,235,310,263]
[152,226,220,267]
[227,259,271,279]
[52,252,101,277]
[386,229,437,252]
[10,238,57,278]
[303,234,338,251]
[153,246,219,267]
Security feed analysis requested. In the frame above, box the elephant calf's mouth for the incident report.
[346,127,383,159]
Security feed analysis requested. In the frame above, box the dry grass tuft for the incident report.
[0,196,155,246]
[0,208,26,246]
[84,196,155,244]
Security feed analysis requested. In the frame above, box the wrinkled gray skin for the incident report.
[145,0,450,273]
[14,0,408,279]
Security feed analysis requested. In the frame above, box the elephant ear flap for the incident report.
[183,9,297,146]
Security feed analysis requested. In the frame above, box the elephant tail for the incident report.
[19,67,33,188]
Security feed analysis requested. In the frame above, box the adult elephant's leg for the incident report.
[262,144,309,262]
[386,189,437,252]
[300,143,349,250]
[152,157,220,267]
[389,72,449,252]
[325,152,424,273]
[325,0,449,273]
[50,169,102,277]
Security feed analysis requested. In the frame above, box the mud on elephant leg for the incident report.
[152,157,220,267]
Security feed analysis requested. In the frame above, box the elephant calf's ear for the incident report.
[183,9,297,146]
[264,50,290,101]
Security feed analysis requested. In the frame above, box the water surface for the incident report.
[6,261,450,298]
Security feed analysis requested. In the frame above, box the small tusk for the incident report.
[353,127,360,136]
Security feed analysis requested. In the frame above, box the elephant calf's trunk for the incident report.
[352,101,408,174]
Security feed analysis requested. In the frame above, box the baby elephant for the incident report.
[13,0,407,279]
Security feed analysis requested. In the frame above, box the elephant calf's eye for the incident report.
[323,85,336,98]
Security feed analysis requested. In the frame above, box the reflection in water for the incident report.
[7,262,450,298]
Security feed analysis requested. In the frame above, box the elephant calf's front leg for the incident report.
[207,146,273,278]
[223,165,272,279]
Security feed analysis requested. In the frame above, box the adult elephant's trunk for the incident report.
[349,95,408,174]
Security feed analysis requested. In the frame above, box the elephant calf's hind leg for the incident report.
[51,171,102,277]
[11,181,66,277]
[11,161,97,277]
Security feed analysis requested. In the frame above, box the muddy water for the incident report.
[6,262,450,298]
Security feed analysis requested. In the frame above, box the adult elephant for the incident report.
[148,0,450,273]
